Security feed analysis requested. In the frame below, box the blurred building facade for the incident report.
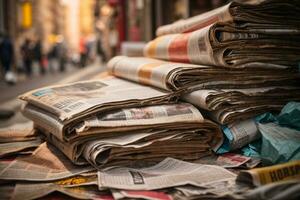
[94,0,228,58]
[0,0,228,70]
[0,0,97,69]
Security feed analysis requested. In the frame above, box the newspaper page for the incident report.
[236,160,300,186]
[172,178,245,200]
[216,153,251,168]
[12,175,98,200]
[0,137,43,158]
[195,153,259,169]
[11,175,98,200]
[0,142,93,181]
[20,76,174,122]
[111,189,173,200]
[0,121,35,143]
[42,130,88,165]
[98,157,236,190]
[78,103,204,132]
[12,183,111,200]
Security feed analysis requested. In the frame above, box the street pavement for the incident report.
[0,61,106,128]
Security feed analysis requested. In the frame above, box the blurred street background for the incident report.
[0,0,228,125]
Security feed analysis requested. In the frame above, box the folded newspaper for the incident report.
[38,103,222,166]
[107,56,299,92]
[20,76,177,142]
[156,0,300,36]
[147,0,300,68]
[182,87,300,124]
[217,118,261,154]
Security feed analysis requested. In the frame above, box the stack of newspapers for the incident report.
[107,56,300,124]
[1,0,299,199]
[109,0,300,125]
[20,76,223,167]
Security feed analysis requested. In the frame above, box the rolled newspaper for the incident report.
[237,160,300,186]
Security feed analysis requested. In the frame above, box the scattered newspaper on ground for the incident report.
[0,143,93,181]
[98,157,236,190]
[171,178,248,200]
[0,121,35,143]
[111,189,173,200]
[0,137,43,158]
[12,183,111,200]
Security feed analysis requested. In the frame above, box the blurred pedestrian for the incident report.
[96,37,106,62]
[0,33,16,84]
[57,41,67,72]
[0,33,15,116]
[86,39,94,64]
[79,36,87,67]
[48,44,58,73]
[33,39,46,75]
[96,20,107,62]
[21,39,34,77]
[109,27,118,58]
